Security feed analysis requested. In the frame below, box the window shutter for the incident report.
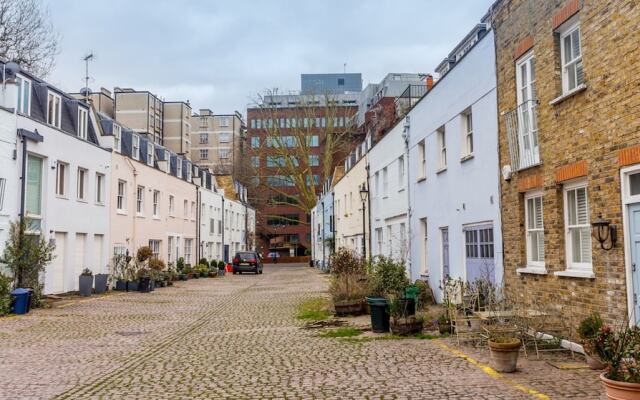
[576,188,588,224]
[534,197,543,229]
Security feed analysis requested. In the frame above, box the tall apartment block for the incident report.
[190,109,245,175]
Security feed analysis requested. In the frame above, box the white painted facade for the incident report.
[11,91,112,294]
[0,84,20,261]
[408,29,503,300]
[368,117,410,263]
[199,186,225,262]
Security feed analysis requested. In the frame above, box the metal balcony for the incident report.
[504,99,540,171]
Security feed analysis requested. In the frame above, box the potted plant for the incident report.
[578,313,606,370]
[598,324,640,399]
[328,248,367,316]
[94,271,109,294]
[112,254,129,291]
[183,265,193,279]
[78,268,93,296]
[176,258,187,280]
[366,256,410,333]
[389,295,424,336]
[191,265,200,279]
[149,258,166,288]
[488,334,522,373]
[217,260,226,277]
[438,314,452,334]
[138,268,152,293]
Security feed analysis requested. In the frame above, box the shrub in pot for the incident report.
[78,268,93,296]
[578,313,606,370]
[183,264,193,280]
[328,248,367,316]
[366,256,410,332]
[217,260,226,276]
[598,324,640,399]
[389,296,424,336]
[488,334,521,373]
[199,258,209,268]
[112,254,129,291]
[438,314,452,334]
[137,268,152,293]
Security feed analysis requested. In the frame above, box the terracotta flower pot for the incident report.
[601,373,640,400]
[585,353,605,370]
[488,339,521,373]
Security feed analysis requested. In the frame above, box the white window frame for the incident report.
[95,173,105,205]
[0,177,6,211]
[219,132,231,143]
[562,179,592,272]
[55,161,68,198]
[398,155,405,190]
[515,51,539,167]
[524,191,545,269]
[16,75,31,115]
[132,135,140,160]
[559,20,583,94]
[47,91,61,128]
[176,158,182,178]
[169,194,175,216]
[147,143,154,166]
[200,149,208,160]
[184,238,193,264]
[382,167,388,198]
[136,185,145,215]
[164,150,171,173]
[437,126,447,170]
[219,117,230,127]
[153,190,160,218]
[149,240,161,259]
[76,167,88,201]
[113,124,122,153]
[199,133,208,144]
[117,180,126,212]
[461,110,473,158]
[418,140,426,180]
[77,107,88,140]
[420,218,428,274]
[183,199,188,218]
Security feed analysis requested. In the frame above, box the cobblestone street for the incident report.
[0,264,603,399]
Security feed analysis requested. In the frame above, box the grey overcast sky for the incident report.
[43,0,493,117]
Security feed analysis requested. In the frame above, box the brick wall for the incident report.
[493,0,640,326]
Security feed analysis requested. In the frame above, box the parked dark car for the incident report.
[232,251,263,275]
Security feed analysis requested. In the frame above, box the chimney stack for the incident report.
[426,74,434,91]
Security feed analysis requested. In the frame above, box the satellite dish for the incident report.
[80,87,92,96]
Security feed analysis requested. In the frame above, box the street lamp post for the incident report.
[359,185,369,260]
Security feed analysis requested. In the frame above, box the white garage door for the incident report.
[46,232,66,294]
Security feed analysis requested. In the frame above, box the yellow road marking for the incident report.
[56,292,125,309]
[435,341,550,400]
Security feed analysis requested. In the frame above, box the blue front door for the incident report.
[628,203,640,324]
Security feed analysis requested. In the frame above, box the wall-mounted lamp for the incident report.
[591,214,617,250]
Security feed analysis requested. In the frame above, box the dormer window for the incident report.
[132,135,140,160]
[16,75,31,115]
[147,143,154,166]
[77,107,88,140]
[164,150,170,173]
[186,164,192,181]
[47,91,61,128]
[176,158,182,178]
[113,124,122,153]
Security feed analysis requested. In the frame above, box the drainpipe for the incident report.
[321,200,325,269]
[196,186,201,262]
[221,196,225,262]
[403,115,413,280]
[124,158,138,254]
[365,160,372,261]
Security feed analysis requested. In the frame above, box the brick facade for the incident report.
[493,0,640,325]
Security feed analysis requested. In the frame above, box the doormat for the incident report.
[546,361,589,369]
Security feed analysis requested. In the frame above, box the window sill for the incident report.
[436,167,447,175]
[398,188,405,193]
[460,153,474,163]
[554,269,595,279]
[516,266,547,275]
[549,84,587,106]
[153,216,161,220]
[416,176,426,183]
[136,214,145,219]
[95,202,105,207]
[56,195,68,200]
[76,199,88,204]
[116,210,127,216]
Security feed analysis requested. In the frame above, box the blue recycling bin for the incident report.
[11,288,32,315]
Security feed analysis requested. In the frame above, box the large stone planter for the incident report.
[390,318,424,336]
[601,373,640,400]
[488,339,521,373]
[78,275,93,296]
[94,274,109,294]
[334,300,363,317]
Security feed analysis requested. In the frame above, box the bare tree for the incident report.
[0,0,59,77]
[246,90,358,220]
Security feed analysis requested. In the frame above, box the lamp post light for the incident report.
[359,185,369,260]
[591,214,617,250]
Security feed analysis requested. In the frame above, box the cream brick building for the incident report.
[190,109,245,175]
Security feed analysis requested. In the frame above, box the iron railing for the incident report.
[504,99,540,171]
